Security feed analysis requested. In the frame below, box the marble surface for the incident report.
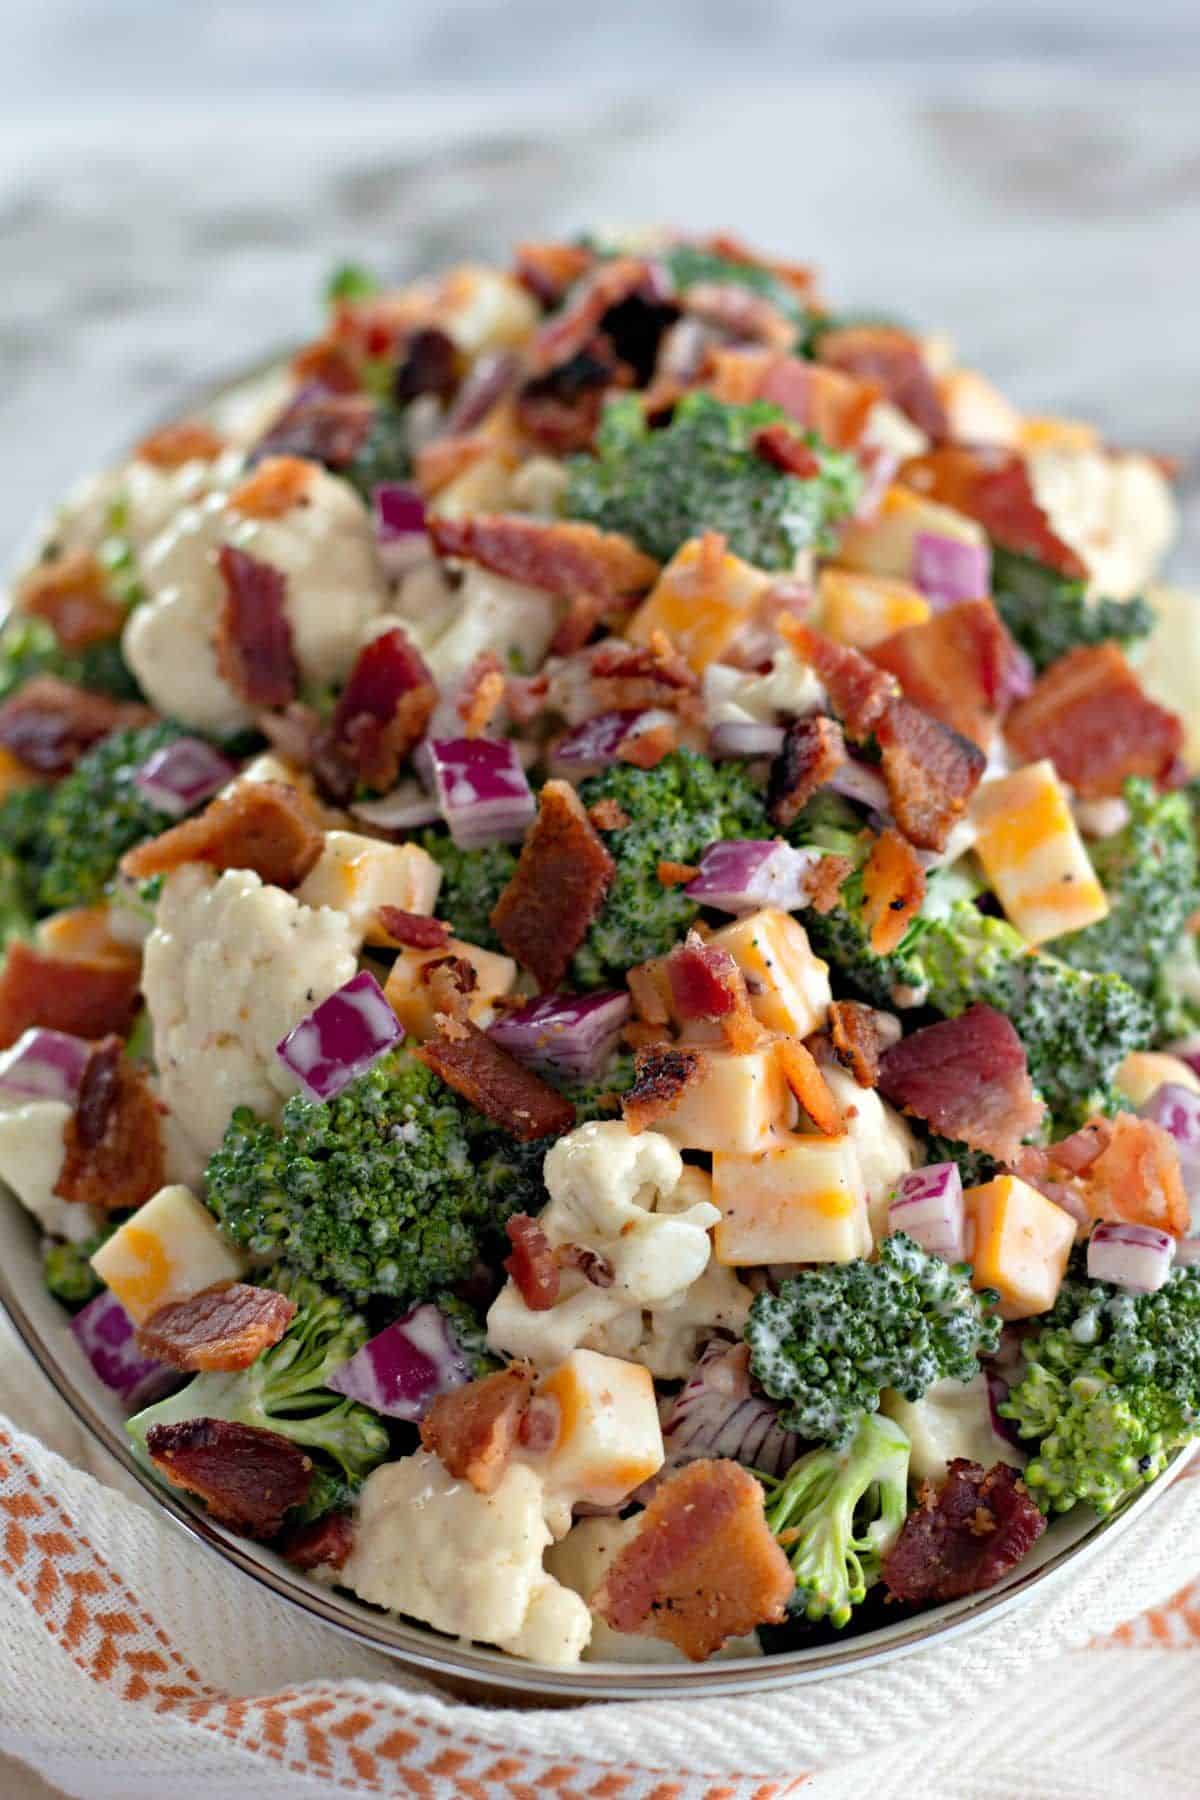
[1,72,1199,578]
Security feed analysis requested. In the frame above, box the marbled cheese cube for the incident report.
[712,1133,870,1265]
[817,568,931,649]
[91,1184,247,1324]
[297,831,442,940]
[382,937,517,1038]
[528,1349,664,1520]
[627,535,770,672]
[836,485,985,581]
[971,761,1109,945]
[706,908,832,1039]
[965,1174,1076,1320]
[655,1043,793,1155]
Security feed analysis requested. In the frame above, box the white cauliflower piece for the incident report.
[486,1121,720,1368]
[143,865,357,1164]
[0,1100,101,1242]
[342,1451,591,1666]
[702,646,823,729]
[1027,445,1177,599]
[120,449,243,557]
[393,560,558,687]
[820,1064,918,1244]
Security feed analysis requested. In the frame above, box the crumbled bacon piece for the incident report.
[18,550,125,651]
[871,600,1028,749]
[312,626,436,797]
[706,349,880,450]
[679,282,795,351]
[622,1044,707,1134]
[882,1460,1046,1604]
[587,798,630,832]
[226,456,313,521]
[860,827,927,954]
[137,1282,296,1373]
[491,780,616,991]
[0,940,140,1051]
[413,432,489,498]
[589,634,700,718]
[415,1020,576,1142]
[777,1038,842,1134]
[420,1365,534,1495]
[1081,1112,1190,1237]
[503,1216,560,1312]
[828,999,884,1088]
[120,780,324,889]
[778,619,897,743]
[250,389,374,471]
[1004,643,1184,799]
[878,1003,1044,1164]
[54,1035,165,1211]
[817,325,949,440]
[876,698,986,852]
[667,934,760,1051]
[593,1458,793,1662]
[656,860,699,886]
[375,907,450,950]
[393,327,460,406]
[289,339,361,395]
[514,239,595,307]
[805,853,855,914]
[144,1418,312,1540]
[280,1510,356,1573]
[516,334,629,454]
[618,717,677,769]
[0,677,152,778]
[215,545,299,709]
[900,446,1087,579]
[529,256,655,374]
[134,420,225,468]
[752,421,821,478]
[456,652,507,738]
[767,714,847,827]
[430,513,658,603]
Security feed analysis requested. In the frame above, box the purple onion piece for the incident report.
[0,1028,90,1106]
[373,483,430,577]
[708,719,787,761]
[912,532,991,609]
[1087,1221,1176,1294]
[828,756,891,815]
[441,350,521,435]
[1140,1082,1200,1158]
[685,839,820,915]
[550,710,645,776]
[327,1302,471,1420]
[276,970,402,1104]
[70,1291,175,1410]
[425,736,536,849]
[658,1340,798,1484]
[350,782,442,831]
[488,990,630,1081]
[133,738,236,819]
[888,1162,965,1262]
[985,1369,1026,1451]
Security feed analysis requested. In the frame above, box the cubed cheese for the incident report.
[820,1064,918,1244]
[971,761,1109,945]
[627,536,770,672]
[965,1174,1076,1320]
[705,908,832,1039]
[1116,1050,1200,1110]
[524,1349,664,1533]
[382,936,516,1038]
[835,485,986,581]
[91,1183,247,1324]
[0,1099,100,1241]
[655,1043,793,1155]
[817,568,931,650]
[936,369,1022,449]
[296,832,442,940]
[712,1133,871,1265]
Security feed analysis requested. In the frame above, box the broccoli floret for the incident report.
[127,1271,390,1486]
[760,1412,912,1626]
[204,1045,511,1303]
[0,613,141,704]
[323,262,380,305]
[418,828,517,952]
[1057,779,1198,1035]
[37,721,193,911]
[1001,1263,1200,1513]
[564,392,863,569]
[42,1223,116,1309]
[0,784,53,944]
[991,549,1154,674]
[746,1233,1000,1448]
[572,751,768,986]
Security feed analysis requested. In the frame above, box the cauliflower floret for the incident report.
[881,1372,1023,1484]
[820,1064,918,1244]
[342,1451,591,1666]
[0,1100,101,1242]
[702,645,823,730]
[392,560,558,687]
[1027,445,1177,599]
[486,1121,720,1368]
[143,865,357,1164]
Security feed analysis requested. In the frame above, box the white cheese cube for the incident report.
[706,908,832,1039]
[836,486,986,581]
[881,1373,1023,1485]
[820,1065,919,1244]
[713,1133,871,1265]
[0,1100,100,1242]
[655,1044,793,1155]
[971,760,1109,945]
[296,831,442,941]
[91,1184,247,1324]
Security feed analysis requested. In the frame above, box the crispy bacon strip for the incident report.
[529,256,653,373]
[1004,643,1184,799]
[415,1021,576,1142]
[900,446,1086,579]
[313,626,436,798]
[860,826,927,954]
[828,999,884,1088]
[419,1365,534,1495]
[250,389,374,471]
[0,940,140,1051]
[665,934,759,1052]
[883,1461,1046,1605]
[144,1418,312,1539]
[706,349,880,451]
[0,677,151,779]
[280,1510,355,1573]
[456,652,507,738]
[1045,1118,1113,1177]
[767,714,847,827]
[871,600,1029,749]
[429,513,658,603]
[776,1038,842,1134]
[593,1458,793,1662]
[618,717,677,769]
[806,852,855,914]
[752,421,821,478]
[588,635,700,719]
[817,325,948,440]
[54,1035,165,1211]
[215,545,299,709]
[137,1282,296,1373]
[876,698,986,852]
[503,1214,560,1312]
[1081,1113,1190,1238]
[878,1003,1044,1164]
[134,420,225,468]
[375,907,450,950]
[120,779,324,889]
[18,550,125,651]
[491,780,616,992]
[778,619,897,743]
[516,334,630,455]
[513,239,595,308]
[622,1044,707,1134]
[679,282,795,351]
[288,338,361,395]
[226,456,313,521]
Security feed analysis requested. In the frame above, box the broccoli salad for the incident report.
[2,228,1199,1670]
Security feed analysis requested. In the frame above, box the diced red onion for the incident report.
[1142,1082,1200,1159]
[1164,1038,1200,1080]
[441,350,520,435]
[0,1027,90,1106]
[373,483,430,577]
[1087,1221,1176,1294]
[888,1163,965,1262]
[685,839,821,914]
[350,781,442,831]
[912,532,991,609]
[326,1302,471,1420]
[657,1340,798,1483]
[488,991,630,1081]
[828,756,891,815]
[424,736,536,848]
[70,1291,177,1410]
[853,443,898,523]
[550,710,645,777]
[277,970,401,1104]
[133,738,236,818]
[708,720,786,760]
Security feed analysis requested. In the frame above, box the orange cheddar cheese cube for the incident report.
[382,936,517,1039]
[90,1184,247,1325]
[527,1349,664,1523]
[965,1174,1076,1320]
[817,568,931,650]
[704,908,832,1040]
[712,1133,870,1266]
[836,485,986,582]
[971,761,1109,945]
[626,535,770,673]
